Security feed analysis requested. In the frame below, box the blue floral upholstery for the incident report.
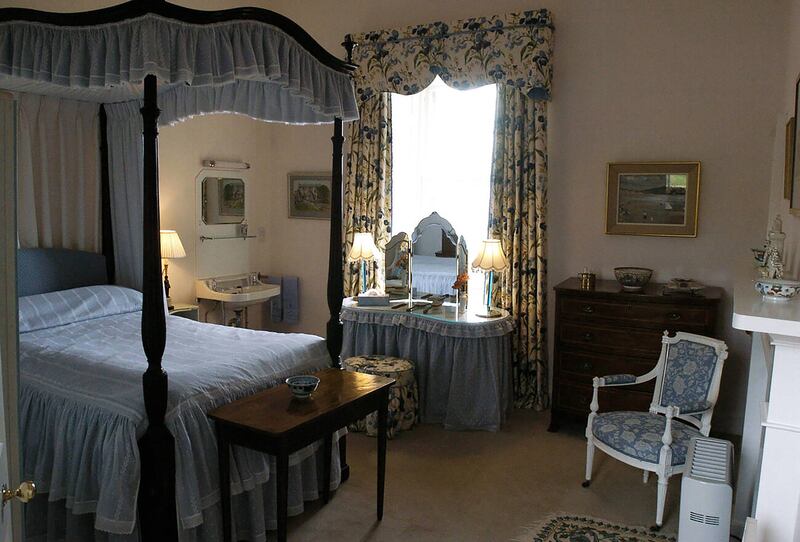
[660,340,718,410]
[601,374,636,385]
[592,411,702,466]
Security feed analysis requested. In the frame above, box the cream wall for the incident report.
[9,0,791,434]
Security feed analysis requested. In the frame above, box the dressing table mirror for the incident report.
[385,232,411,299]
[201,176,246,225]
[410,212,468,296]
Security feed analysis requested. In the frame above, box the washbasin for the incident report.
[196,272,280,309]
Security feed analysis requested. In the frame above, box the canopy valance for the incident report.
[349,9,553,100]
[0,11,358,122]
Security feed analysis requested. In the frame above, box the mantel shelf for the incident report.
[732,270,800,337]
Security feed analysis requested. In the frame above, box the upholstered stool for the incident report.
[343,355,419,438]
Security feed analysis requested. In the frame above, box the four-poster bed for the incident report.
[1,0,356,539]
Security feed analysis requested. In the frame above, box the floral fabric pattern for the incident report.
[659,340,718,410]
[343,355,419,439]
[349,10,553,99]
[344,93,392,296]
[489,90,548,411]
[592,411,702,466]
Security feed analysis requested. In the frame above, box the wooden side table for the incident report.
[208,368,394,542]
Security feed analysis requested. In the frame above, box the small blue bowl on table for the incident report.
[285,375,320,400]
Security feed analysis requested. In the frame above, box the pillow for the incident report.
[19,285,143,333]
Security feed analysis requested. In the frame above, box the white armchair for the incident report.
[583,331,728,530]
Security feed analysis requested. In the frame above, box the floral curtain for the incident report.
[345,10,553,406]
[343,92,392,296]
[490,88,548,410]
[350,10,553,99]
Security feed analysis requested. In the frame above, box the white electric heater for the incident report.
[678,437,733,542]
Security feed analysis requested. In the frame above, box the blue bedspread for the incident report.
[19,286,335,537]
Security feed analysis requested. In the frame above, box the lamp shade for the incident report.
[160,230,186,259]
[348,232,378,261]
[471,239,508,272]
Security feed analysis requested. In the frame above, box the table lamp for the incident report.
[472,239,508,317]
[348,232,378,294]
[160,229,186,310]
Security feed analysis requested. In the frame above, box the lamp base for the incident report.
[474,307,502,318]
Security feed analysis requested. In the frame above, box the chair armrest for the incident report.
[597,374,636,386]
[652,400,713,417]
[680,401,713,415]
[595,371,656,388]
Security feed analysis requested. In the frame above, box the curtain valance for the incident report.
[0,14,358,122]
[349,10,553,100]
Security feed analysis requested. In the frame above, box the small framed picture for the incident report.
[605,161,701,237]
[786,117,795,201]
[288,173,332,219]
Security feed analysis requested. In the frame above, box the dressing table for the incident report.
[340,297,513,431]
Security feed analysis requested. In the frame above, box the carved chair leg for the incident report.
[653,474,668,530]
[582,438,595,487]
[642,470,650,484]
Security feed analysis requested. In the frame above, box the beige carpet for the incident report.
[284,410,680,541]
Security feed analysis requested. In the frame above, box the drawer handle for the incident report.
[579,361,593,371]
[668,312,681,321]
[581,305,594,314]
[582,332,594,342]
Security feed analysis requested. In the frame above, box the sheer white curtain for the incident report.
[17,93,101,252]
[391,77,496,294]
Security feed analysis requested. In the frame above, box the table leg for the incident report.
[276,450,289,542]
[377,392,388,521]
[216,425,232,542]
[322,433,332,504]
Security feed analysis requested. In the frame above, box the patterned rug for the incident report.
[514,514,677,542]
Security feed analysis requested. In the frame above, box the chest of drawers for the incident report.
[549,277,721,431]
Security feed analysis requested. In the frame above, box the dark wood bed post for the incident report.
[138,73,178,541]
[326,116,345,367]
[98,105,116,284]
[326,34,356,484]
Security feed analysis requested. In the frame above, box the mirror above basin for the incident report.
[196,272,280,309]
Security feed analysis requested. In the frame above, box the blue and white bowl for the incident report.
[754,278,800,301]
[286,375,320,399]
[614,267,653,292]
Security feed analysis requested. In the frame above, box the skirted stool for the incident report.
[342,355,419,438]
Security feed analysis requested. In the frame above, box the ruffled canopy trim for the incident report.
[0,13,358,122]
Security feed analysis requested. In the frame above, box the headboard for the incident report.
[17,248,108,297]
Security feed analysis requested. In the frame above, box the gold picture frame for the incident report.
[791,73,800,214]
[786,117,795,201]
[605,161,701,237]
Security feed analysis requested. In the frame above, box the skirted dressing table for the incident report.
[340,298,513,431]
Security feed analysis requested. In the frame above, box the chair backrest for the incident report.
[650,331,728,434]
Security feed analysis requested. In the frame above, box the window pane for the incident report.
[391,77,497,297]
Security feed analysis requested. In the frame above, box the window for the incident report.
[391,77,497,295]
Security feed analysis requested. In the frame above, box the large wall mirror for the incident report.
[201,176,246,225]
[410,212,468,296]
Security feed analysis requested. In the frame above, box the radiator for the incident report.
[678,437,733,542]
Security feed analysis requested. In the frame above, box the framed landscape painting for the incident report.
[605,162,700,237]
[288,173,332,219]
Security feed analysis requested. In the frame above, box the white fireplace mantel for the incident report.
[732,276,800,542]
